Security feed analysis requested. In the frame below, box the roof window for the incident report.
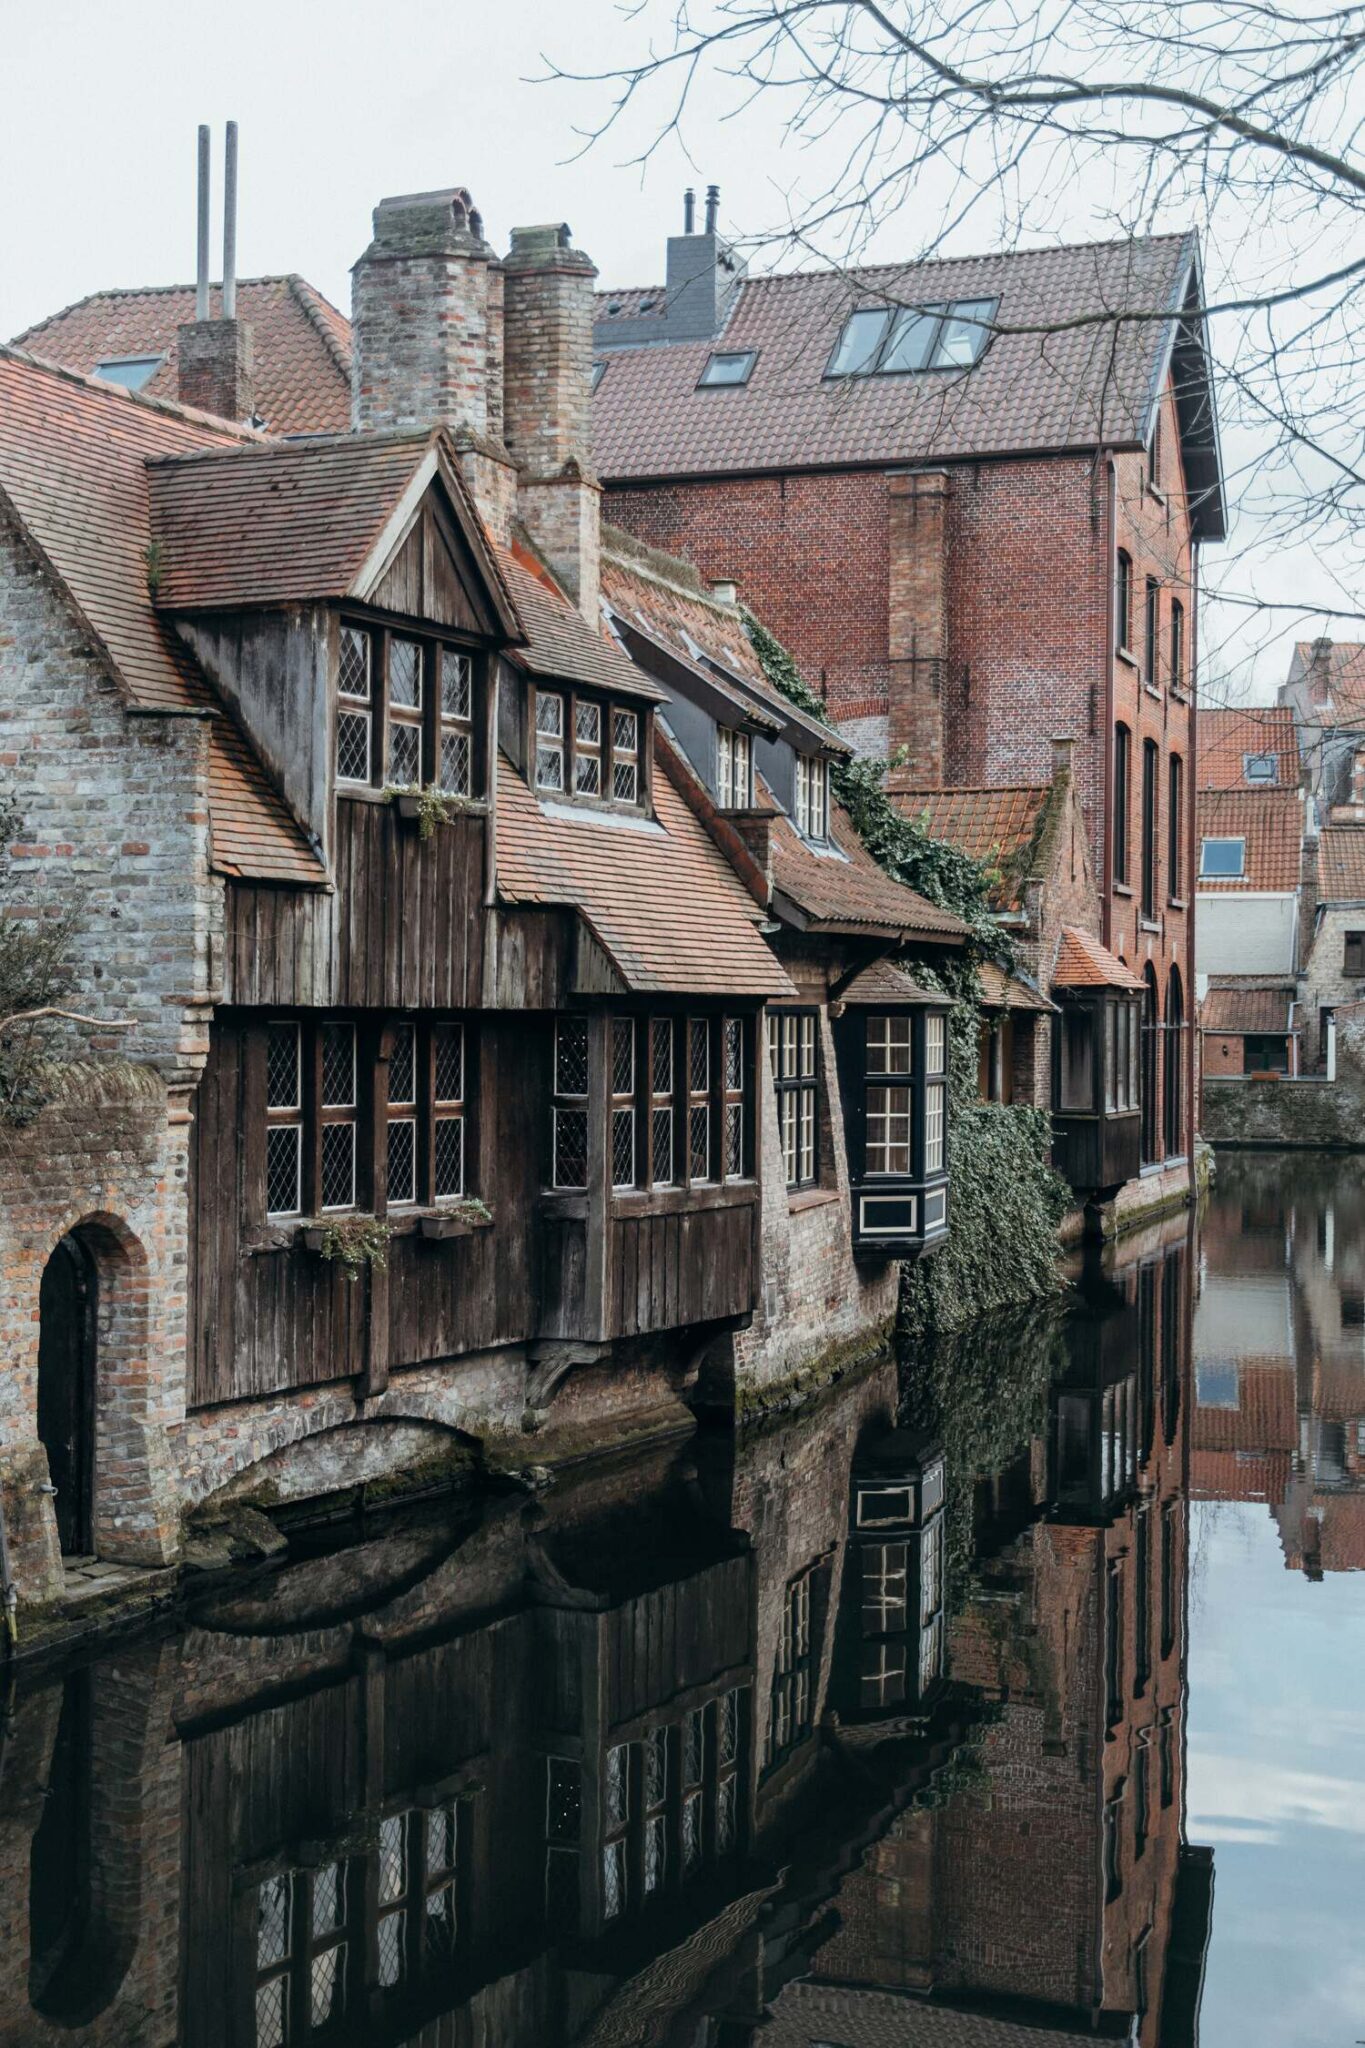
[826,298,996,379]
[94,354,164,391]
[698,350,757,389]
[1200,836,1246,879]
[1243,752,1277,785]
[590,362,607,393]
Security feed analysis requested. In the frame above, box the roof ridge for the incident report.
[287,275,354,377]
[895,782,1051,797]
[0,343,264,441]
[11,273,315,342]
[144,423,436,467]
[603,528,738,617]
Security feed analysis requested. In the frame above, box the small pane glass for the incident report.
[389,638,422,709]
[266,1022,301,1109]
[556,1016,589,1096]
[320,1022,355,1108]
[441,650,472,719]
[257,1872,292,1967]
[320,1121,356,1211]
[389,1025,416,1105]
[434,1023,463,1103]
[387,1118,417,1206]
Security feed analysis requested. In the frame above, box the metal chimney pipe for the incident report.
[222,120,239,321]
[195,124,211,321]
[704,184,719,234]
[683,187,695,234]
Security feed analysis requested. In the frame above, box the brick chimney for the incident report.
[177,317,255,422]
[887,471,950,784]
[502,222,601,621]
[1051,735,1076,784]
[350,187,517,536]
[1307,636,1334,708]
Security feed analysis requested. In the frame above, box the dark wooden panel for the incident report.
[608,1200,757,1340]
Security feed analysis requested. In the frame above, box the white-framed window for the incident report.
[610,1017,636,1189]
[265,1020,303,1217]
[865,1012,913,1178]
[387,636,424,786]
[535,691,565,792]
[768,1009,818,1190]
[717,727,752,809]
[924,1080,946,1174]
[794,753,828,840]
[612,708,639,803]
[574,700,602,795]
[552,1014,589,1188]
[336,625,373,785]
[439,649,474,797]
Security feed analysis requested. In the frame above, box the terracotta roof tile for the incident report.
[0,348,321,883]
[1199,705,1300,789]
[1288,640,1365,726]
[838,961,941,1006]
[1201,987,1294,1034]
[495,738,792,998]
[892,784,1050,910]
[593,234,1194,480]
[497,541,662,701]
[977,960,1056,1013]
[1196,789,1303,891]
[13,277,352,434]
[1052,926,1144,991]
[768,784,967,943]
[1318,826,1365,900]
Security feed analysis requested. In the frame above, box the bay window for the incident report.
[833,992,953,1255]
[549,1012,753,1195]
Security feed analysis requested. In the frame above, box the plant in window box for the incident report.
[387,783,468,838]
[304,1215,393,1279]
[419,1196,494,1241]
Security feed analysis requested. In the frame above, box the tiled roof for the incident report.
[1199,705,1301,790]
[768,784,968,943]
[594,234,1195,481]
[495,738,792,998]
[978,960,1056,1013]
[1197,789,1303,891]
[597,286,668,324]
[838,961,941,1007]
[1287,640,1365,726]
[12,277,352,434]
[1318,826,1365,900]
[1052,925,1145,991]
[0,347,321,883]
[498,541,662,701]
[1201,987,1294,1034]
[892,784,1051,910]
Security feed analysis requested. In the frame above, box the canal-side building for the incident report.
[0,188,965,1613]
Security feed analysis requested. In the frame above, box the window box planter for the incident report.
[419,1203,494,1241]
[390,788,489,834]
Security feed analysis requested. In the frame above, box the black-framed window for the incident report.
[768,1009,818,1190]
[1344,931,1365,975]
[1170,597,1185,693]
[1115,550,1133,652]
[533,686,648,811]
[551,1013,752,1194]
[1103,999,1141,1113]
[1114,723,1131,885]
[698,349,757,388]
[723,1017,746,1178]
[794,753,829,840]
[552,1015,590,1189]
[716,726,752,809]
[1141,738,1159,918]
[611,1016,636,1190]
[1168,753,1183,899]
[1144,579,1160,686]
[826,297,996,378]
[253,1857,353,2044]
[650,1018,675,1187]
[376,1800,462,1992]
[1149,414,1162,490]
[687,1017,712,1182]
[767,1568,815,1767]
[336,621,478,797]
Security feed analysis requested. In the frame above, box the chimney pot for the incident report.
[684,188,696,234]
[705,183,720,233]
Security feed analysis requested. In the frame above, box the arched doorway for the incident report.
[37,1233,98,1556]
[1140,964,1160,1167]
[1163,967,1185,1160]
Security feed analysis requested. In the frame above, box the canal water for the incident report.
[3,1154,1360,2046]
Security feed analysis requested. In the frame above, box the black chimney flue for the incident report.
[683,187,695,234]
[704,183,719,233]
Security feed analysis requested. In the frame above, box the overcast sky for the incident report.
[2,0,1351,701]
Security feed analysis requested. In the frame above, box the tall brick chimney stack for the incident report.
[350,186,517,536]
[887,470,951,784]
[1307,636,1334,708]
[177,121,255,423]
[502,222,602,622]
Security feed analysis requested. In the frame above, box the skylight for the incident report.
[1200,837,1246,879]
[94,355,164,392]
[1243,752,1278,785]
[590,361,607,393]
[826,298,996,379]
[698,350,757,389]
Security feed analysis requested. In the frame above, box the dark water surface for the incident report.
[5,1154,1361,2046]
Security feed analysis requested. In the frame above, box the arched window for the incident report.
[1163,967,1185,1159]
[1141,965,1161,1167]
[1115,550,1133,652]
[1170,599,1185,693]
[1167,753,1184,901]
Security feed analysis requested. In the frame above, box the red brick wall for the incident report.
[1204,1033,1245,1077]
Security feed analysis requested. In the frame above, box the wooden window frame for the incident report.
[717,727,753,810]
[610,1016,637,1190]
[1115,550,1133,654]
[530,684,650,813]
[766,1569,815,1769]
[769,1008,819,1191]
[649,1017,676,1188]
[722,1016,748,1180]
[687,1016,713,1184]
[793,753,829,841]
[336,619,484,799]
[252,1856,355,2045]
[864,1013,914,1177]
[552,1014,591,1190]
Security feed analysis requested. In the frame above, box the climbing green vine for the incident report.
[745,613,1069,1336]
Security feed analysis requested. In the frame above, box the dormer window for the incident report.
[1243,752,1277,786]
[698,350,757,388]
[535,692,566,791]
[335,620,482,798]
[612,710,640,802]
[574,701,602,794]
[534,688,648,811]
[717,727,752,809]
[794,754,829,840]
[826,298,995,379]
[94,354,164,391]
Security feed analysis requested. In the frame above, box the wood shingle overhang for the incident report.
[594,232,1225,541]
[765,778,969,947]
[1052,926,1145,993]
[1196,789,1304,892]
[837,960,942,1007]
[0,346,322,884]
[146,429,521,640]
[977,960,1056,1014]
[1201,987,1294,1035]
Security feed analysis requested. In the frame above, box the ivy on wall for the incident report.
[745,614,1070,1336]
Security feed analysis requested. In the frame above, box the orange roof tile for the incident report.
[0,348,321,884]
[495,737,792,998]
[497,542,662,702]
[1318,826,1365,900]
[768,786,968,944]
[892,784,1051,910]
[13,277,352,434]
[977,960,1056,1013]
[1288,640,1365,726]
[1196,789,1303,891]
[1199,705,1301,790]
[1200,987,1294,1035]
[1052,926,1144,991]
[838,961,941,1006]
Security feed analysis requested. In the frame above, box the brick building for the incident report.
[589,209,1226,1200]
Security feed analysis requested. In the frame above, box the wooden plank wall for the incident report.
[609,1201,758,1339]
[605,1554,754,1728]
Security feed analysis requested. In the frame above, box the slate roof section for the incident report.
[495,740,792,998]
[1198,705,1300,790]
[892,783,1051,910]
[12,276,353,434]
[1201,987,1295,1035]
[593,232,1223,537]
[1196,789,1303,892]
[0,347,321,883]
[1052,926,1145,992]
[1318,826,1365,901]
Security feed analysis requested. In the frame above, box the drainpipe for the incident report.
[1101,455,1117,951]
[0,1492,17,1650]
[1187,539,1200,1161]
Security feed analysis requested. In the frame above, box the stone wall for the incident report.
[1299,904,1365,1068]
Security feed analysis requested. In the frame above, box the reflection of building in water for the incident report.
[0,1256,1208,2047]
[1192,1155,1365,1574]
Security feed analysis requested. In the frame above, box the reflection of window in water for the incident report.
[545,1755,583,1930]
[768,1569,815,1766]
[253,1857,351,2044]
[1340,1288,1364,1328]
[1196,1360,1240,1410]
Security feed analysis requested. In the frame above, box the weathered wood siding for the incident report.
[608,1197,758,1338]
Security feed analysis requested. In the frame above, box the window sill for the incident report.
[392,791,489,824]
[1139,917,1161,934]
[788,1187,840,1215]
[1113,881,1134,898]
[1141,682,1162,701]
[1168,897,1188,911]
[1147,483,1168,509]
[247,1207,492,1253]
[1116,646,1140,671]
[612,1181,758,1216]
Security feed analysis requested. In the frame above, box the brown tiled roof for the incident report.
[495,739,792,998]
[0,348,321,883]
[1288,640,1365,726]
[1197,789,1303,891]
[1192,1361,1296,1456]
[12,277,352,433]
[594,234,1195,481]
[892,784,1051,910]
[838,961,941,1007]
[1199,705,1301,790]
[978,960,1056,1013]
[768,783,968,943]
[1201,987,1294,1034]
[1191,1449,1294,1505]
[1318,826,1365,900]
[498,541,662,701]
[1052,926,1144,991]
